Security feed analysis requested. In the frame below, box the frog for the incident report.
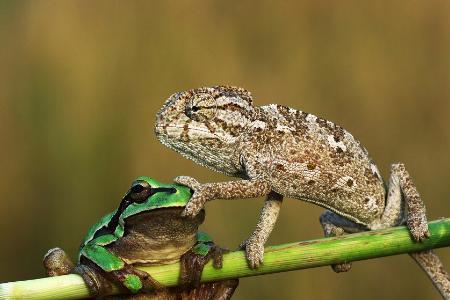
[44,176,238,299]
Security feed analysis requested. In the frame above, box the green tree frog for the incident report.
[44,176,238,299]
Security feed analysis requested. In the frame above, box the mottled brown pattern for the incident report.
[411,250,450,299]
[239,191,283,268]
[175,176,271,218]
[391,163,430,241]
[155,86,449,295]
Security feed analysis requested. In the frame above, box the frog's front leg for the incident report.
[174,176,271,217]
[239,191,283,269]
[80,240,163,295]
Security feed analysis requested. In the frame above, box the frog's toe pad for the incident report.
[43,248,75,277]
[123,274,143,293]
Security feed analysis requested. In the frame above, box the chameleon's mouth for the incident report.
[155,125,221,141]
[154,125,165,136]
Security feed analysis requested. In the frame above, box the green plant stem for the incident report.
[1,218,450,300]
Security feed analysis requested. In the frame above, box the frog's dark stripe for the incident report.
[91,187,176,240]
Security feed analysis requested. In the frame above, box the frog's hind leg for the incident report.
[319,210,367,273]
[43,248,75,276]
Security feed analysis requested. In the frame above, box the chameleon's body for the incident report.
[235,100,386,226]
[155,86,450,298]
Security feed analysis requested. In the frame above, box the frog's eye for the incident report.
[185,93,217,122]
[131,184,144,194]
[129,181,151,203]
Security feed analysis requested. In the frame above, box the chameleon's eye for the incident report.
[186,93,217,122]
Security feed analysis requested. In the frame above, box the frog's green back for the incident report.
[81,211,116,247]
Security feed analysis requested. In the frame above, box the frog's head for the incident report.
[117,177,204,241]
[120,177,191,218]
[155,86,256,175]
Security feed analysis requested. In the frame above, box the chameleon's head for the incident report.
[155,86,256,175]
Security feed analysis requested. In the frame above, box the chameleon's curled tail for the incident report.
[410,250,450,299]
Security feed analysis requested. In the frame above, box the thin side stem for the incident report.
[1,218,449,300]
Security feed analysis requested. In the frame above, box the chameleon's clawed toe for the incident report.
[242,239,264,269]
[407,215,430,242]
[332,262,352,273]
[174,176,201,190]
[412,228,430,242]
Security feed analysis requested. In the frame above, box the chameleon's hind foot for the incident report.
[331,262,352,273]
[407,213,430,242]
[319,210,368,273]
[390,163,430,242]
[327,227,352,273]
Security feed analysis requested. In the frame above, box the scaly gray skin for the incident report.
[155,86,450,299]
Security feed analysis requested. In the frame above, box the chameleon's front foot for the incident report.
[174,176,208,218]
[239,237,264,269]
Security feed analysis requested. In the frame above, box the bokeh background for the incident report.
[1,1,449,299]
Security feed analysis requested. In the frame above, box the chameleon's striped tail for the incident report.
[410,250,450,299]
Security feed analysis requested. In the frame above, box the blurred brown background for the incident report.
[1,1,449,299]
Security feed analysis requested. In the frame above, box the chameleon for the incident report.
[44,176,238,299]
[155,85,450,298]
